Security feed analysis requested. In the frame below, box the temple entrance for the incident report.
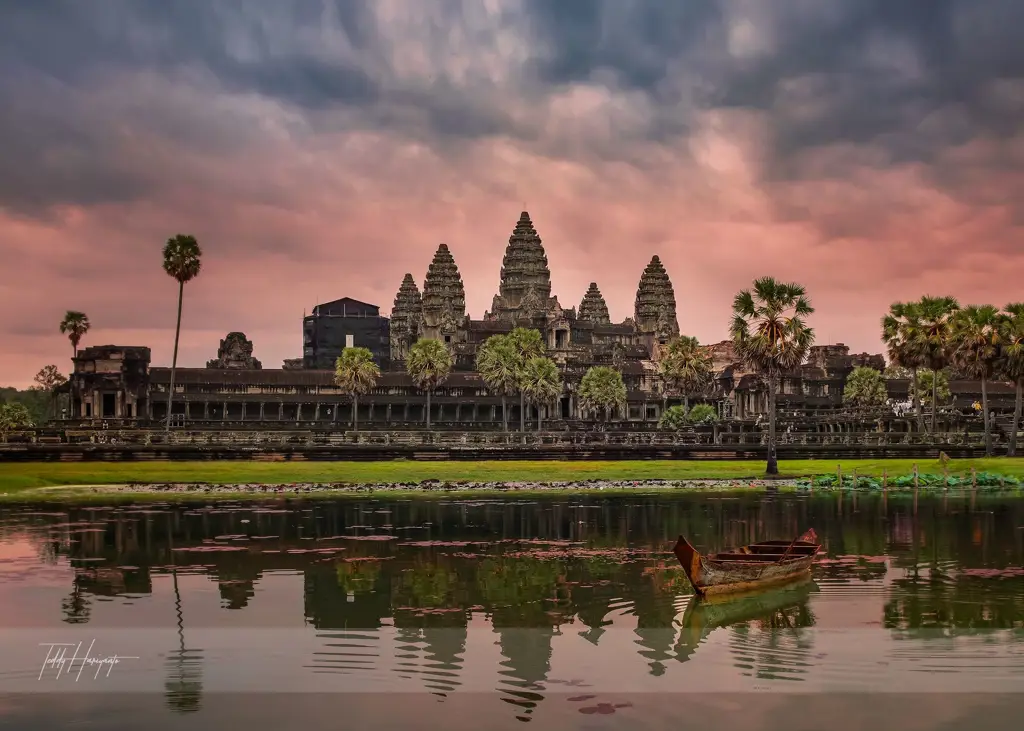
[560,396,570,419]
[102,393,116,418]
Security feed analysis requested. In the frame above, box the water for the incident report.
[1,490,1024,729]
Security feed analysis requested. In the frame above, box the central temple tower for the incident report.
[485,211,556,323]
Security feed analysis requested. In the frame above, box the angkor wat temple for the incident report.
[65,212,1016,433]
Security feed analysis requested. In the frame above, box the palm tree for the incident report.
[334,347,381,433]
[881,301,927,430]
[918,296,960,433]
[730,276,815,476]
[162,235,203,431]
[949,305,1001,456]
[59,311,89,418]
[520,357,562,430]
[658,336,714,410]
[406,338,452,430]
[578,366,627,422]
[998,303,1024,456]
[507,328,545,432]
[476,335,518,431]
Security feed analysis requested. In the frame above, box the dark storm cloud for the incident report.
[1,0,1023,216]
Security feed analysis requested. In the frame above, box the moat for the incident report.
[1,492,1023,730]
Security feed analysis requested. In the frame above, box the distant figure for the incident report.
[939,451,950,468]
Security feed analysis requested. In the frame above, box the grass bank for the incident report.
[2,457,1024,497]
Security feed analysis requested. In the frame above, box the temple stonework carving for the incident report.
[485,211,561,324]
[578,283,611,325]
[206,332,262,369]
[389,273,422,361]
[634,255,680,347]
[419,243,467,344]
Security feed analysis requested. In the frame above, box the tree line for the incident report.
[882,298,1024,457]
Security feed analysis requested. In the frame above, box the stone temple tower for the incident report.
[634,255,680,348]
[389,273,422,361]
[419,243,467,344]
[486,211,554,323]
[577,283,611,324]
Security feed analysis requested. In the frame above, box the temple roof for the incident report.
[390,274,422,318]
[489,211,553,321]
[634,255,679,338]
[578,282,611,324]
[421,243,466,327]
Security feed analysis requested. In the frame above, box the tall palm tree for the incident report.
[998,303,1024,456]
[162,235,203,431]
[507,328,545,432]
[918,295,960,433]
[949,305,1002,456]
[730,277,815,476]
[658,336,714,410]
[578,366,627,422]
[406,338,453,430]
[59,311,89,419]
[882,301,928,430]
[520,357,562,430]
[334,347,381,433]
[476,335,519,431]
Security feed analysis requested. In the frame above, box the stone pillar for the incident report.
[455,404,462,422]
[296,404,302,421]
[386,404,392,424]
[368,403,375,423]
[259,402,265,420]
[241,402,246,421]
[403,404,409,421]
[278,403,284,420]
[222,402,228,421]
[314,403,321,421]
[203,402,209,420]
[185,402,191,420]
[332,404,338,422]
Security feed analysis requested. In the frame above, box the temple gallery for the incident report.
[67,212,1013,431]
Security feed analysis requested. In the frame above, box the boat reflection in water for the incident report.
[673,579,819,663]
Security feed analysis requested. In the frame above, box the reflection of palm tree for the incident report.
[495,627,554,723]
[61,574,91,624]
[165,515,203,713]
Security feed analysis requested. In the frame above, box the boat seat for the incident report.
[711,552,811,562]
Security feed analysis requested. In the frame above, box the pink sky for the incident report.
[2,1,1023,388]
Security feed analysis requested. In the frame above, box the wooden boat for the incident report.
[673,529,820,597]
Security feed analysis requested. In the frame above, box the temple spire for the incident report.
[420,243,466,341]
[486,211,553,322]
[389,273,422,361]
[634,255,679,340]
[578,282,611,324]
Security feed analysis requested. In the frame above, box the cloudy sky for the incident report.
[2,0,1023,387]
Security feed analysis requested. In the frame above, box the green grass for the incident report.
[3,457,1024,497]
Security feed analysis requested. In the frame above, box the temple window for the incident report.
[555,330,568,348]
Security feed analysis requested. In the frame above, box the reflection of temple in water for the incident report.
[6,490,1024,722]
